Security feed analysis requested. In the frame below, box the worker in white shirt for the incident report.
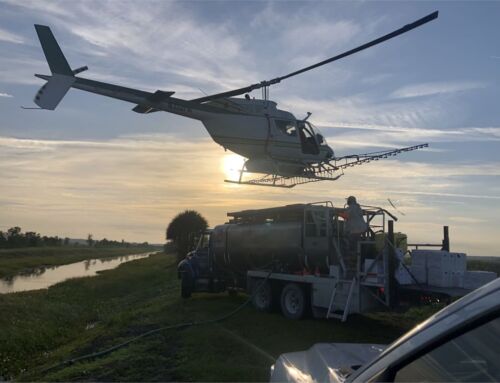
[339,196,368,269]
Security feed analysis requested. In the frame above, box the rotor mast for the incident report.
[262,84,269,100]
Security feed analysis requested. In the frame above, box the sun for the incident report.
[222,154,245,181]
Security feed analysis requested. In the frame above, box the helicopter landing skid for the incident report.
[224,143,428,188]
[225,173,342,188]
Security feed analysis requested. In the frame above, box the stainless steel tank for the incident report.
[211,221,330,274]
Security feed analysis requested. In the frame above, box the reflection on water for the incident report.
[0,253,152,294]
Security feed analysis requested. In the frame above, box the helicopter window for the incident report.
[307,122,328,146]
[302,125,314,139]
[275,120,297,137]
[298,122,320,155]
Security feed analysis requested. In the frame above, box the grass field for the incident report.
[0,246,160,278]
[0,252,450,382]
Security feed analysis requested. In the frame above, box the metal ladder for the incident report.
[326,277,356,322]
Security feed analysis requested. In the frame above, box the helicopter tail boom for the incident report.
[32,25,216,120]
[34,72,216,119]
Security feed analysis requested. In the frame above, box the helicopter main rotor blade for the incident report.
[275,11,438,82]
[192,11,438,103]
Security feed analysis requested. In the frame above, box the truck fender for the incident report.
[177,259,194,279]
[177,259,195,298]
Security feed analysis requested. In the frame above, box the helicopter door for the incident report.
[297,122,320,155]
[271,119,300,158]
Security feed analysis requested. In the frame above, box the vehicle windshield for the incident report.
[197,231,210,250]
[306,121,328,146]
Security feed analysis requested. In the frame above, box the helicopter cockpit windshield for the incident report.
[306,122,328,147]
[297,121,322,155]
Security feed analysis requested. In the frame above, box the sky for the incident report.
[0,0,499,255]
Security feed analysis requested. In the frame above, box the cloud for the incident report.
[0,92,13,98]
[320,122,500,151]
[391,81,485,99]
[460,127,500,138]
[276,94,500,151]
[1,0,73,17]
[0,57,48,85]
[54,2,254,92]
[1,0,378,98]
[0,134,210,152]
[0,27,25,44]
[280,94,444,133]
[449,216,487,224]
[394,190,500,201]
[282,20,360,55]
[0,132,498,255]
[0,133,284,241]
[355,159,500,178]
[361,73,393,85]
[1,0,257,95]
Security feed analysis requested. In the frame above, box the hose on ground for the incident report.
[35,269,274,376]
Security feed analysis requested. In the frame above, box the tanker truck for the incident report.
[177,201,406,320]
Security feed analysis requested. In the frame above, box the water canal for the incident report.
[0,253,152,294]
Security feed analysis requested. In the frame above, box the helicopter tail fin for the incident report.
[35,24,73,76]
[32,25,88,110]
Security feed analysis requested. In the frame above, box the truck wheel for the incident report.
[181,273,192,298]
[280,283,306,319]
[251,280,272,312]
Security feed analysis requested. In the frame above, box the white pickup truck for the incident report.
[271,278,500,382]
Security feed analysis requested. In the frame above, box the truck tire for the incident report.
[251,280,273,312]
[280,283,306,319]
[181,272,193,298]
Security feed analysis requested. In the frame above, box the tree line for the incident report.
[0,227,148,249]
[3,209,210,252]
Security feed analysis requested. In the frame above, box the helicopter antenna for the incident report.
[192,11,438,103]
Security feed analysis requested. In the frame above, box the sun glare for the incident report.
[222,154,245,181]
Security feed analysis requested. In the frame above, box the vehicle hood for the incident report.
[270,343,386,383]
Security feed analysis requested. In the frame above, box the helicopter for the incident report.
[30,11,438,187]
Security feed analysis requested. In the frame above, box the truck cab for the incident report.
[189,229,211,277]
[177,229,214,297]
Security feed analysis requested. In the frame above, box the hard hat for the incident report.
[347,196,357,205]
